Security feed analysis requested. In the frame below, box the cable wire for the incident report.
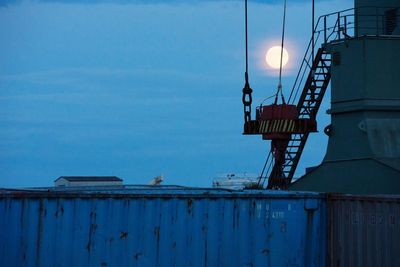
[245,0,248,77]
[275,0,287,104]
[242,0,253,124]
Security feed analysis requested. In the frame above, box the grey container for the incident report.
[327,194,400,267]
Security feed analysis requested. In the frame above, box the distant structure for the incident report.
[213,173,259,190]
[148,175,163,186]
[54,176,123,187]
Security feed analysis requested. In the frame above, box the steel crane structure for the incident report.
[242,7,393,189]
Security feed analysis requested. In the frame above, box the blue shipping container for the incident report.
[0,187,326,267]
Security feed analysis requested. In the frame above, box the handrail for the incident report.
[258,5,400,187]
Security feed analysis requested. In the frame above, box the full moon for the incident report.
[266,46,289,69]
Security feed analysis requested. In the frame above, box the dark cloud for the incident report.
[0,0,19,7]
[1,0,313,7]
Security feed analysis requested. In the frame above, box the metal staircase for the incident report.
[258,8,351,188]
[266,48,332,189]
[256,7,394,189]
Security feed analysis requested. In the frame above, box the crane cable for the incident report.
[242,0,253,125]
[245,0,249,77]
[259,0,288,187]
[274,0,287,105]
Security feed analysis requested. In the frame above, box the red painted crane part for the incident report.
[257,104,298,140]
[244,104,317,136]
[243,103,317,187]
[257,104,299,169]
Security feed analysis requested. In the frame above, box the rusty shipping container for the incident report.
[0,187,399,267]
[0,187,326,267]
[327,194,400,267]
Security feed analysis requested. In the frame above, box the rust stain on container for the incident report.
[328,194,400,267]
[86,212,98,253]
[120,231,128,240]
[35,200,44,267]
[3,188,398,267]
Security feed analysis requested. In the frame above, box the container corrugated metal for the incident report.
[2,187,400,267]
[0,187,326,267]
[327,194,400,267]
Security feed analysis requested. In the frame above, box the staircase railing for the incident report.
[258,6,400,188]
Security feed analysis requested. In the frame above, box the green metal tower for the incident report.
[290,0,400,194]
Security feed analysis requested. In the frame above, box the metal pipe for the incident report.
[324,16,327,43]
[312,0,315,60]
[355,7,358,37]
[337,12,341,40]
[376,7,379,36]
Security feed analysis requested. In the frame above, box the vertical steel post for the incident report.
[376,7,379,35]
[337,12,341,40]
[355,7,358,37]
[312,0,315,60]
[324,16,327,43]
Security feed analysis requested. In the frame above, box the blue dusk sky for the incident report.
[0,0,351,188]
